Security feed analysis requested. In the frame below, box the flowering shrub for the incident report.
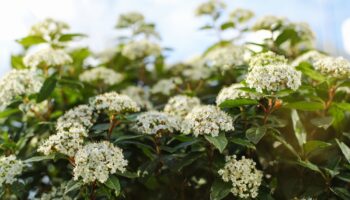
[1,0,350,199]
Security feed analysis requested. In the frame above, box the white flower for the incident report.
[0,155,24,185]
[38,122,87,157]
[23,47,72,69]
[73,141,128,183]
[183,56,212,81]
[205,45,245,72]
[249,51,287,68]
[122,39,161,60]
[164,95,201,118]
[182,105,234,137]
[195,0,226,16]
[121,86,153,110]
[19,100,49,118]
[57,105,95,131]
[133,111,181,135]
[90,92,140,115]
[39,183,72,200]
[291,50,326,67]
[218,155,263,199]
[0,69,43,110]
[230,8,254,23]
[116,12,145,28]
[29,18,69,40]
[151,77,182,96]
[246,63,301,93]
[313,56,350,79]
[216,83,260,105]
[79,67,123,86]
[253,15,288,30]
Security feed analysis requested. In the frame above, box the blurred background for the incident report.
[0,0,349,74]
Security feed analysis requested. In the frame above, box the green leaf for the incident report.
[199,25,213,30]
[310,116,333,129]
[297,160,322,174]
[331,187,350,200]
[58,33,86,42]
[336,139,350,164]
[205,134,228,153]
[275,29,298,45]
[220,22,235,30]
[203,40,231,56]
[291,109,306,147]
[303,140,331,155]
[219,99,258,108]
[246,126,266,144]
[295,62,326,82]
[64,180,82,195]
[16,36,46,47]
[11,55,25,69]
[210,179,231,200]
[37,75,57,102]
[335,102,350,111]
[24,155,55,163]
[231,138,256,150]
[104,175,121,196]
[286,101,324,111]
[0,109,20,118]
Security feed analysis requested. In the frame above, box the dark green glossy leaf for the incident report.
[210,179,231,200]
[219,99,258,108]
[246,126,266,144]
[37,75,57,102]
[286,101,324,111]
[205,134,228,153]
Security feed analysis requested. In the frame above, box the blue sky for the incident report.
[0,0,349,74]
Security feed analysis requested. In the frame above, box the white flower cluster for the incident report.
[216,83,259,105]
[133,111,181,135]
[39,183,72,200]
[57,105,95,131]
[29,18,69,40]
[19,100,49,118]
[313,56,350,79]
[121,86,153,110]
[183,56,212,81]
[0,69,43,110]
[151,77,182,96]
[116,12,145,28]
[205,45,245,72]
[195,0,226,16]
[79,67,123,86]
[252,15,288,30]
[218,155,263,199]
[73,141,128,183]
[230,8,254,23]
[0,155,24,185]
[164,95,201,118]
[122,39,161,60]
[182,105,234,137]
[248,51,287,68]
[292,50,326,67]
[24,47,72,69]
[90,92,140,115]
[246,63,301,93]
[38,105,95,157]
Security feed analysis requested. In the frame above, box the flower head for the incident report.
[230,8,254,23]
[151,77,182,96]
[133,111,181,135]
[216,83,260,105]
[292,50,326,67]
[0,155,24,185]
[195,0,226,16]
[39,183,72,200]
[29,18,69,40]
[57,105,95,131]
[252,15,288,30]
[249,51,287,68]
[73,141,128,183]
[218,155,263,199]
[205,45,245,72]
[313,56,350,79]
[246,63,301,93]
[164,95,201,118]
[79,67,123,86]
[90,92,140,115]
[121,86,153,110]
[0,69,43,110]
[23,47,72,69]
[122,39,161,60]
[116,12,145,28]
[182,105,234,137]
